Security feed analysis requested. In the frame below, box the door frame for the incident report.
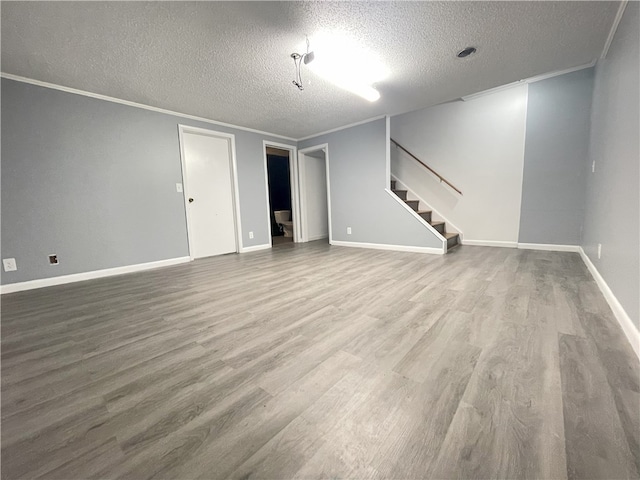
[263,141,300,245]
[178,124,243,260]
[297,144,332,244]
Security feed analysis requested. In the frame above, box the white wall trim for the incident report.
[517,243,581,252]
[384,188,447,250]
[0,257,190,294]
[178,125,243,259]
[297,115,386,142]
[331,240,444,255]
[460,61,596,102]
[308,234,329,242]
[462,239,518,248]
[239,244,271,253]
[601,0,629,59]
[1,73,297,142]
[579,247,640,360]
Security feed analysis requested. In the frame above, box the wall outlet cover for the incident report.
[176,183,183,192]
[347,227,352,235]
[249,231,254,239]
[3,258,17,272]
[49,254,59,265]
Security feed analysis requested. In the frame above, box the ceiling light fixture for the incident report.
[291,36,314,91]
[457,46,477,58]
[295,32,387,102]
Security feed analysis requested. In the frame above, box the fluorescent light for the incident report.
[302,32,387,102]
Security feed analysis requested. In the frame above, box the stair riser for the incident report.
[447,235,460,249]
[393,190,408,201]
[418,212,432,223]
[432,223,446,235]
[390,180,396,190]
[405,200,420,211]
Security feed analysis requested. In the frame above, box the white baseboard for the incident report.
[239,243,271,253]
[462,239,518,248]
[579,247,640,361]
[331,240,444,255]
[308,234,329,242]
[0,256,191,294]
[517,243,581,252]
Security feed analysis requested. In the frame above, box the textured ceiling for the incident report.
[1,1,619,139]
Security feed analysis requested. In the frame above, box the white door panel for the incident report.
[182,131,237,258]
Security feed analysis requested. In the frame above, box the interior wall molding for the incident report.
[0,256,190,295]
[331,240,444,255]
[579,247,640,361]
[517,243,581,252]
[0,73,297,142]
[601,0,629,59]
[296,115,386,142]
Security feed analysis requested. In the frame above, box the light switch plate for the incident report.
[3,258,17,272]
[176,183,183,193]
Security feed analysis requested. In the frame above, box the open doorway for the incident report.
[265,144,296,246]
[298,145,331,243]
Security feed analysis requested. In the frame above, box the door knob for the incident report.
[188,198,194,203]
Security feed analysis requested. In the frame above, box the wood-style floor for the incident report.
[2,242,639,479]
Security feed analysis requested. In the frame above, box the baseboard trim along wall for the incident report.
[308,234,329,242]
[462,239,518,248]
[239,244,272,253]
[0,256,191,294]
[517,243,581,252]
[579,247,640,361]
[331,240,444,255]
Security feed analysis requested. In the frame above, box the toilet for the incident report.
[274,210,294,237]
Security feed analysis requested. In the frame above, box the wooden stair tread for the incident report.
[392,189,407,193]
[444,232,459,239]
[417,210,432,214]
[430,221,445,226]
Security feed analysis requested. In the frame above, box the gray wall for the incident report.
[1,78,294,284]
[518,68,594,244]
[299,119,442,248]
[583,2,640,328]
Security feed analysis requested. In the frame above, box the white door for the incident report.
[181,130,237,258]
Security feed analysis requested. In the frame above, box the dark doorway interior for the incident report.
[266,153,292,241]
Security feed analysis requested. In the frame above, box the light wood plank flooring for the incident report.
[2,242,639,479]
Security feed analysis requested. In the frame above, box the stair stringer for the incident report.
[391,174,464,243]
[384,187,447,252]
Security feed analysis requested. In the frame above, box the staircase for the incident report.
[391,179,460,251]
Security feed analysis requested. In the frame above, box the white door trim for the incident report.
[297,144,332,244]
[263,141,299,244]
[178,124,243,260]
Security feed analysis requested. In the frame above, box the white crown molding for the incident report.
[0,256,190,294]
[579,247,639,361]
[461,61,596,102]
[331,240,444,255]
[0,73,297,142]
[601,1,629,59]
[239,243,271,253]
[297,115,386,142]
[517,243,581,253]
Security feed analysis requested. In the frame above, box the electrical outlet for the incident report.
[347,227,352,235]
[249,231,254,239]
[597,243,602,259]
[176,183,183,193]
[49,254,59,265]
[592,161,596,173]
[2,258,17,272]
